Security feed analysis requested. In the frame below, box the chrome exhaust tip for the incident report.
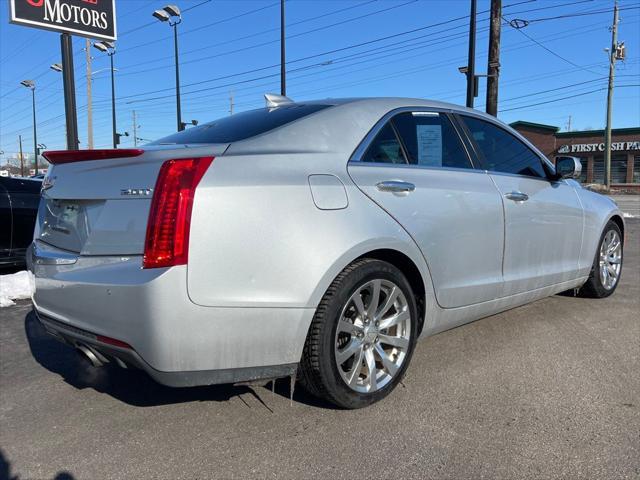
[76,344,105,368]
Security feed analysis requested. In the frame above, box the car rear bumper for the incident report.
[29,241,314,386]
[36,311,297,386]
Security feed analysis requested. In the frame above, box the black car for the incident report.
[0,176,42,267]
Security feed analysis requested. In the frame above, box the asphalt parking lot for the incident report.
[1,222,638,480]
[612,194,640,218]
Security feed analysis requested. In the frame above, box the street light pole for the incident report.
[280,0,286,96]
[93,41,117,148]
[109,53,117,148]
[173,20,182,131]
[31,87,38,174]
[85,38,94,149]
[21,80,38,175]
[153,5,183,131]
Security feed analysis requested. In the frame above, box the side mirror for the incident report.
[555,156,582,180]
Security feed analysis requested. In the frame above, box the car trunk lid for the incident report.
[37,144,228,256]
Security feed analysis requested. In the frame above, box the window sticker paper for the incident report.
[417,124,442,166]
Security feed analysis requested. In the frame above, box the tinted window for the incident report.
[392,112,472,169]
[361,123,407,164]
[149,104,331,144]
[462,116,546,178]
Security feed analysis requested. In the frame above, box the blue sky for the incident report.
[0,0,639,159]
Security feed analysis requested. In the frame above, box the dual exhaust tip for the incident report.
[75,343,127,369]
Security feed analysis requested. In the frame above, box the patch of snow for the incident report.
[0,271,34,308]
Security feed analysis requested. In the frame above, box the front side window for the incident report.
[462,116,546,178]
[392,112,473,169]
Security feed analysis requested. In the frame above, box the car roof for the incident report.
[225,96,506,159]
[292,96,490,118]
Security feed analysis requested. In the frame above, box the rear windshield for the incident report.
[149,104,331,145]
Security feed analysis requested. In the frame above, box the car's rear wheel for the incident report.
[299,258,418,409]
[579,220,623,298]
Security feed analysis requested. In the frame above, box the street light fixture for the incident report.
[50,63,63,72]
[93,40,118,148]
[20,80,38,175]
[180,119,198,129]
[153,5,183,131]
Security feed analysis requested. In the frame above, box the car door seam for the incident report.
[572,184,587,273]
[486,172,507,278]
[344,165,443,308]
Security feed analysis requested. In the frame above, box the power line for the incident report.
[114,2,630,100]
[116,1,281,54]
[116,0,420,76]
[2,13,630,138]
[499,84,639,112]
[121,8,621,105]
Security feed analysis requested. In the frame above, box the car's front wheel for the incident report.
[299,258,418,409]
[579,220,623,298]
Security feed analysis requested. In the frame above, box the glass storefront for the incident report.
[591,155,628,184]
[578,158,588,183]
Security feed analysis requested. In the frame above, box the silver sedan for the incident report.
[30,96,624,409]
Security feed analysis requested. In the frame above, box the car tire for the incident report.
[579,220,623,298]
[299,258,418,409]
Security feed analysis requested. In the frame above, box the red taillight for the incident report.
[96,335,133,349]
[42,149,144,164]
[142,157,213,269]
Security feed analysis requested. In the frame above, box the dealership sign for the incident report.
[9,0,116,40]
[558,140,640,154]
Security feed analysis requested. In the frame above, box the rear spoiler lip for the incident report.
[42,149,145,165]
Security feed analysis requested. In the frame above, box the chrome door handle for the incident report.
[376,181,415,193]
[505,191,529,202]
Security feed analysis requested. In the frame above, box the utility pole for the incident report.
[85,39,94,149]
[229,91,234,115]
[18,135,24,177]
[132,110,138,147]
[485,0,501,116]
[465,0,477,108]
[567,115,572,132]
[604,1,619,190]
[280,0,286,96]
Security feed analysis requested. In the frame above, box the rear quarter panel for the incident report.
[187,151,436,313]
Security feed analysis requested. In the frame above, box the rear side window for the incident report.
[149,104,331,144]
[392,112,472,169]
[361,123,408,164]
[461,116,546,178]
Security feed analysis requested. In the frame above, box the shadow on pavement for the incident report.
[1,448,75,480]
[23,310,335,410]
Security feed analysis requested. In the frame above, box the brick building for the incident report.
[510,121,640,190]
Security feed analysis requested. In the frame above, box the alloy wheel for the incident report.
[599,229,622,290]
[334,279,411,393]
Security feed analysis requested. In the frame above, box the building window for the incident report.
[593,155,627,184]
[593,156,604,184]
[578,158,588,183]
[611,155,628,184]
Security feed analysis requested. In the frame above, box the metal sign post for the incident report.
[61,33,79,150]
